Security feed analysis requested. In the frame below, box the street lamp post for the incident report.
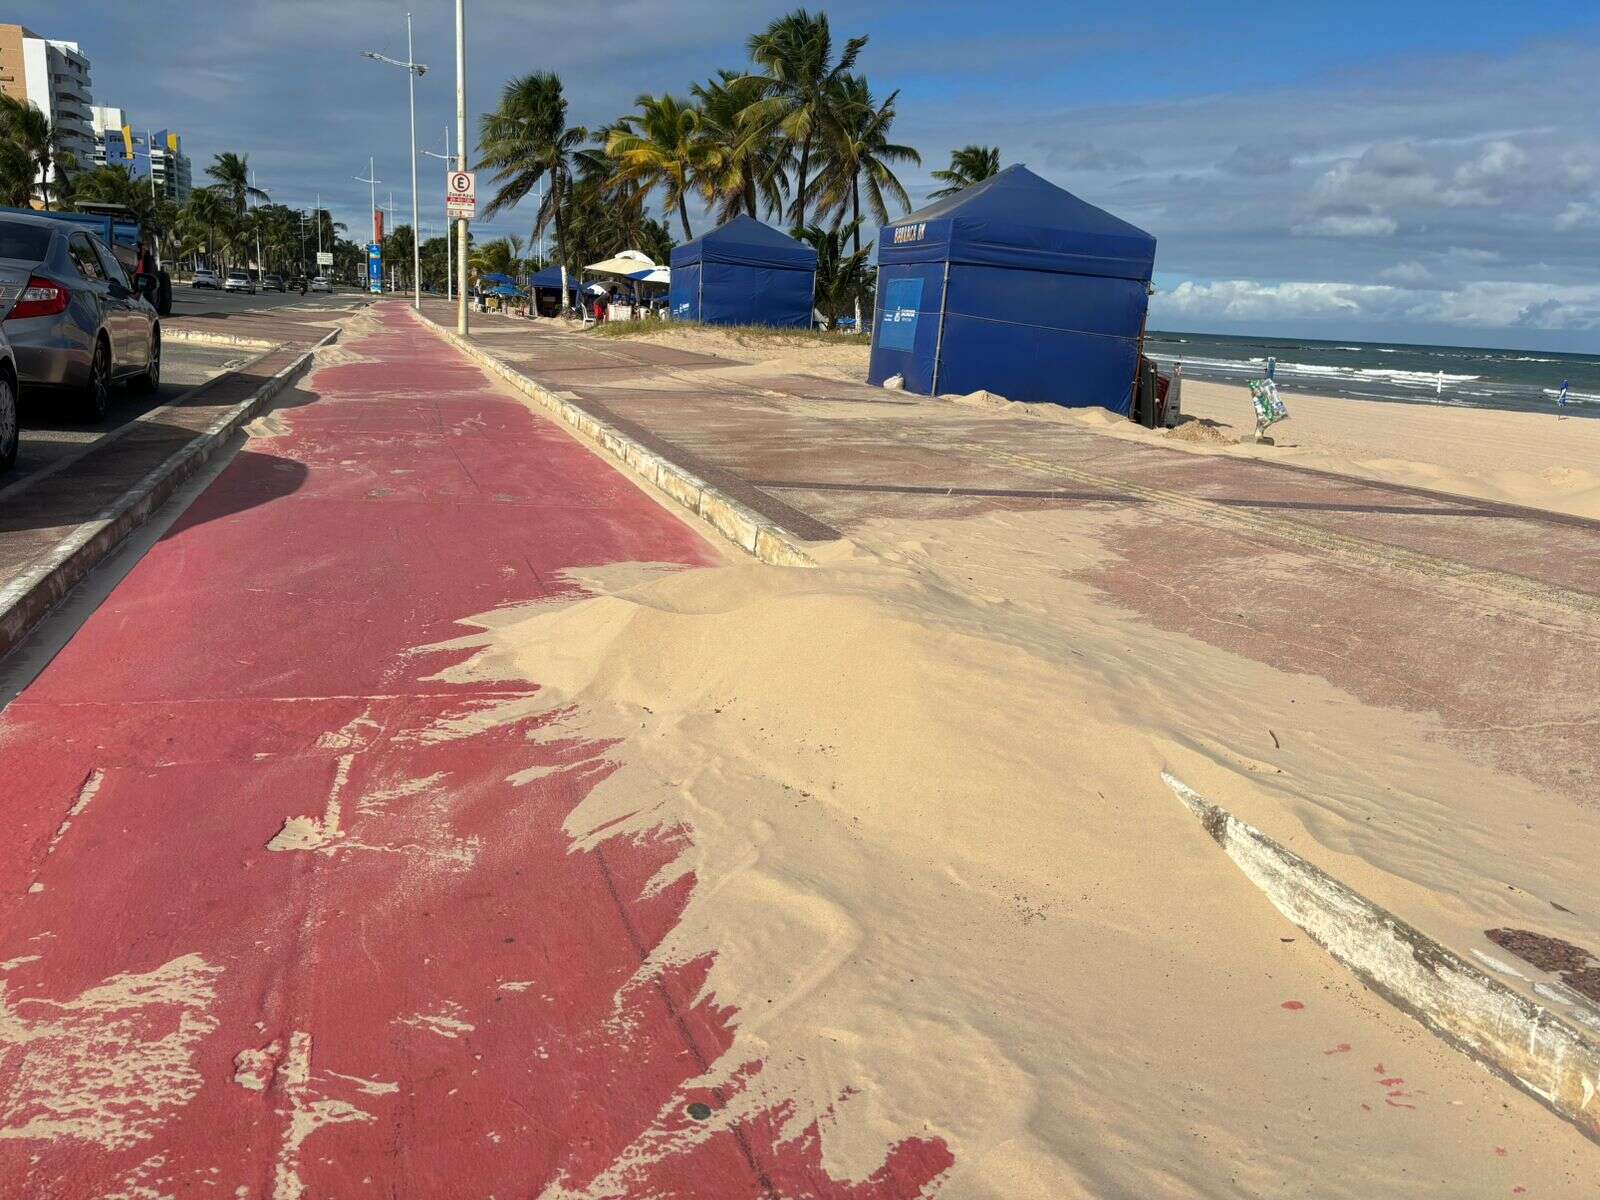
[420,127,453,302]
[455,0,468,337]
[355,160,381,291]
[361,15,427,310]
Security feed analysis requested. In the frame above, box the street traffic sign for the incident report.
[446,170,476,220]
[316,251,334,267]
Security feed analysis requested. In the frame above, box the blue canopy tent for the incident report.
[867,165,1156,414]
[670,215,817,327]
[528,267,586,298]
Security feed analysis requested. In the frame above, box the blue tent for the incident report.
[528,266,584,296]
[867,165,1156,413]
[670,215,817,327]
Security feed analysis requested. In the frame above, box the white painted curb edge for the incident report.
[1164,771,1600,1145]
[409,308,815,568]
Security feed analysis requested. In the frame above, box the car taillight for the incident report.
[6,276,69,320]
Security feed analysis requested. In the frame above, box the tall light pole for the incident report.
[361,14,426,310]
[420,127,453,302]
[355,160,380,292]
[455,0,468,336]
[250,170,267,283]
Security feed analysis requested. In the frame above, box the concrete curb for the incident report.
[1163,772,1600,1145]
[163,327,283,351]
[0,327,339,660]
[409,308,816,567]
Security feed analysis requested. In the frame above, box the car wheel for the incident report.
[81,337,112,421]
[0,370,17,473]
[133,329,161,394]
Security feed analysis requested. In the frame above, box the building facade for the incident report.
[92,104,194,202]
[0,25,94,184]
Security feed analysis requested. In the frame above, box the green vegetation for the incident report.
[475,7,977,325]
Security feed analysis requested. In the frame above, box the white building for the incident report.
[0,25,94,183]
[91,103,194,202]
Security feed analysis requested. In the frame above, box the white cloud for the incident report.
[1153,276,1600,332]
[1379,260,1430,284]
[1555,202,1598,231]
[1292,210,1399,237]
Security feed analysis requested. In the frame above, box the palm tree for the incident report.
[929,145,1001,199]
[811,76,918,252]
[0,138,34,207]
[794,220,871,330]
[478,71,586,304]
[606,94,708,242]
[744,9,867,228]
[205,151,266,216]
[691,71,790,223]
[181,188,232,272]
[0,94,61,208]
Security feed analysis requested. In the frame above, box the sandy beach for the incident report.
[591,322,1600,520]
[431,521,1600,1197]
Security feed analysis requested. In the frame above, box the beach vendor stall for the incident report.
[868,164,1156,414]
[584,250,668,320]
[668,215,817,328]
[528,266,587,317]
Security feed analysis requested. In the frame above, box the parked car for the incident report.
[191,267,221,289]
[0,324,17,473]
[0,211,160,420]
[223,270,255,294]
[310,277,332,293]
[262,273,285,293]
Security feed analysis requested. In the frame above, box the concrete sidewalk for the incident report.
[426,303,1599,811]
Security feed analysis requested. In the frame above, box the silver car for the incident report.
[0,212,160,421]
[0,324,17,473]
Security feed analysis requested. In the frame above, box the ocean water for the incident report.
[1144,331,1600,417]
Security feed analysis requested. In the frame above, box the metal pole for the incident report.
[455,0,469,336]
[930,261,951,395]
[445,128,452,302]
[407,12,421,310]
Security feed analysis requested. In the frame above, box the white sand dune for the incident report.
[427,529,1599,1198]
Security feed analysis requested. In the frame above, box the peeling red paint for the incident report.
[0,306,953,1198]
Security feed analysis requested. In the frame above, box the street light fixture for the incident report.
[420,127,454,303]
[360,14,426,310]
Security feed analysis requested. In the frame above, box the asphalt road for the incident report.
[167,284,367,318]
[10,341,253,491]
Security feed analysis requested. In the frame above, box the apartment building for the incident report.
[92,104,194,202]
[0,24,95,182]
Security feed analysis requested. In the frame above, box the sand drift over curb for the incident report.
[414,534,1597,1196]
[1165,772,1600,1146]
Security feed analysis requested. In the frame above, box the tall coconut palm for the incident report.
[0,94,61,209]
[0,139,34,207]
[606,94,708,242]
[811,76,918,252]
[205,151,266,216]
[794,219,871,330]
[691,71,789,223]
[929,145,1001,199]
[744,9,867,228]
[181,187,232,272]
[478,71,586,303]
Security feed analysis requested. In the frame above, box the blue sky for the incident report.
[22,1,1600,350]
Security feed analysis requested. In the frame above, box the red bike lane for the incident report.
[0,305,951,1199]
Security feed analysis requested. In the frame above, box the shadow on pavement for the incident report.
[0,419,308,537]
